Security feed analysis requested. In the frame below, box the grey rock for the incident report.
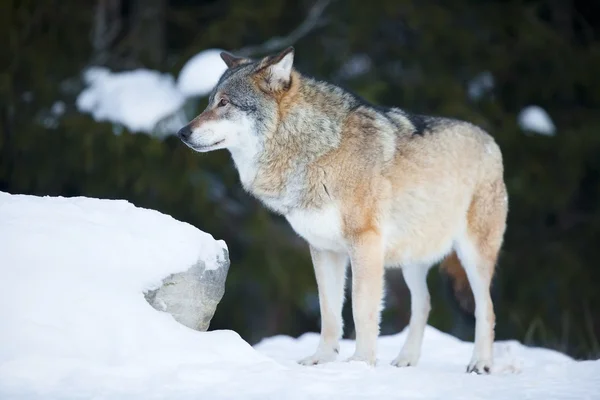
[144,248,230,331]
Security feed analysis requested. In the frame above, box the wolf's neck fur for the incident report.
[228,145,259,192]
[230,73,360,214]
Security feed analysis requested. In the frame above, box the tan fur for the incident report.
[261,92,505,369]
[275,71,301,121]
[180,48,508,373]
[188,107,218,130]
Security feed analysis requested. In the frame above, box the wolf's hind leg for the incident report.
[455,239,495,374]
[298,247,348,366]
[457,179,507,374]
[391,264,431,367]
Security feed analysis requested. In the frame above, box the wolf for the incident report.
[177,47,508,374]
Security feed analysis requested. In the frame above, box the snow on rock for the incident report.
[83,66,111,84]
[75,49,228,134]
[177,49,228,98]
[518,105,556,136]
[145,253,231,331]
[1,193,599,399]
[76,67,185,133]
[0,192,275,398]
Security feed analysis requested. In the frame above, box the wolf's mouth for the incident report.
[189,139,225,151]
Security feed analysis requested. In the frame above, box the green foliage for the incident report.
[2,0,600,358]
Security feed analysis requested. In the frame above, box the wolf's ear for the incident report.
[220,52,250,69]
[259,47,295,91]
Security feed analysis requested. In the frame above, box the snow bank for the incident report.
[177,49,228,98]
[0,192,274,398]
[76,67,185,133]
[1,193,598,399]
[518,105,556,136]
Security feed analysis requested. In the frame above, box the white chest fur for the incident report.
[285,205,345,252]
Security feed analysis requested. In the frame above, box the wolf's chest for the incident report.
[285,206,345,251]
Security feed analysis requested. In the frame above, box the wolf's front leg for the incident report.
[298,247,348,366]
[391,264,431,367]
[346,231,385,366]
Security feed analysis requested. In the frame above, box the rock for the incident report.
[144,248,230,331]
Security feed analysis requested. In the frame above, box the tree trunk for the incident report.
[91,0,165,68]
[130,0,166,67]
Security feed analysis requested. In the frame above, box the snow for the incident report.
[338,54,372,79]
[75,49,228,134]
[76,67,185,133]
[0,192,263,398]
[518,105,556,136]
[177,49,228,98]
[50,101,66,116]
[256,329,599,399]
[468,71,494,100]
[2,192,599,399]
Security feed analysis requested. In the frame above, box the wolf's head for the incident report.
[177,47,296,157]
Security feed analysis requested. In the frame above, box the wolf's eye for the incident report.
[217,98,229,107]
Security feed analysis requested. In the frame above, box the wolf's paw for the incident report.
[391,352,419,367]
[298,347,338,366]
[345,353,376,366]
[466,359,492,374]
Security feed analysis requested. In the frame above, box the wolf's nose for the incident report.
[177,125,192,140]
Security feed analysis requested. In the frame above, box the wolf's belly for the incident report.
[382,222,456,268]
[285,203,461,266]
[381,200,463,267]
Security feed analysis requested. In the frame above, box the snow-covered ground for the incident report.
[1,192,598,399]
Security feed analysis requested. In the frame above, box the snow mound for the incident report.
[76,67,185,133]
[0,192,276,398]
[1,193,598,399]
[518,105,556,136]
[177,49,228,98]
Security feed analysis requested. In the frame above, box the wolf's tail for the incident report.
[439,251,475,317]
